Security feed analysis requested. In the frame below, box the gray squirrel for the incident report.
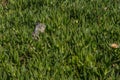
[32,22,46,39]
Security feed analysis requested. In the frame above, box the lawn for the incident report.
[0,0,120,80]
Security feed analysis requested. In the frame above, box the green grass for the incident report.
[0,0,120,79]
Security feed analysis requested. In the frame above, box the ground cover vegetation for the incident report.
[0,0,120,79]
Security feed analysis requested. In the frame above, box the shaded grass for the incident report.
[0,0,120,79]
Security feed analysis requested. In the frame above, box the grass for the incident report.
[0,0,120,79]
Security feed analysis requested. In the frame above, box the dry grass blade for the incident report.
[1,0,8,7]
